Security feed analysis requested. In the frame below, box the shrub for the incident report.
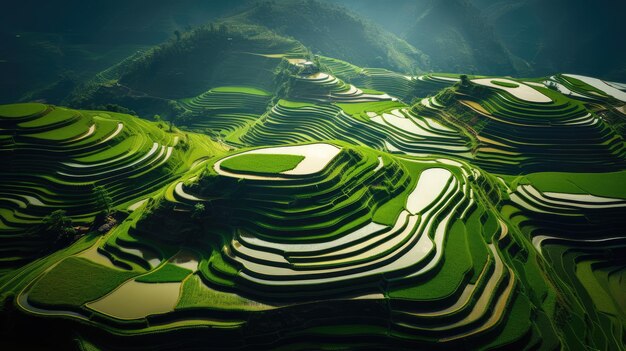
[40,210,76,245]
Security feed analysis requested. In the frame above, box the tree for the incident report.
[219,24,228,35]
[460,74,471,87]
[94,185,112,215]
[167,101,184,121]
[42,210,76,244]
[546,81,559,92]
[174,110,195,125]
[191,203,206,220]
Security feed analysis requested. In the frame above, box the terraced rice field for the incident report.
[1,51,625,350]
[0,103,226,272]
[178,86,272,135]
[451,77,626,173]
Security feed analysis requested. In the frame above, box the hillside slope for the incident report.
[334,0,626,80]
[475,0,626,81]
[67,23,306,117]
[226,0,428,73]
[0,0,252,104]
[0,103,226,272]
[403,0,517,76]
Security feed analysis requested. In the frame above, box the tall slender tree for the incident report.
[94,185,112,215]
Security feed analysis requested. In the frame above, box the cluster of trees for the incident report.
[545,81,559,92]
[40,210,76,246]
[36,185,115,248]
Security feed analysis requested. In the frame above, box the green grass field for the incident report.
[220,153,305,174]
[28,257,139,308]
[135,263,192,283]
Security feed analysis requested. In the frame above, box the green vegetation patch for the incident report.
[0,103,46,118]
[483,294,532,349]
[431,73,464,79]
[389,219,472,300]
[28,257,138,308]
[278,99,317,109]
[177,275,267,311]
[136,263,192,283]
[491,80,519,88]
[524,170,626,199]
[336,101,405,122]
[373,161,434,225]
[19,108,78,128]
[211,86,270,96]
[221,153,305,175]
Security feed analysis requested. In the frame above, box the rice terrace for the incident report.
[0,0,625,350]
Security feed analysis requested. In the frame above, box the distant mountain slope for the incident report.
[21,0,433,113]
[226,0,428,73]
[0,0,252,104]
[335,0,626,80]
[114,24,304,98]
[6,0,626,106]
[402,0,517,75]
[331,0,519,75]
[474,0,626,81]
[474,0,541,61]
[0,0,251,45]
[66,1,435,117]
[66,23,306,116]
[328,0,423,34]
